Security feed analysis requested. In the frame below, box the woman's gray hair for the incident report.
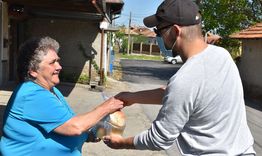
[17,36,60,82]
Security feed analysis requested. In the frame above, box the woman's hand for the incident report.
[86,130,101,143]
[101,97,124,114]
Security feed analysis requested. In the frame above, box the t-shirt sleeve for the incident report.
[22,89,73,133]
[134,72,202,150]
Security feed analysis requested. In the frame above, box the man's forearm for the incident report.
[122,137,136,149]
[133,87,165,105]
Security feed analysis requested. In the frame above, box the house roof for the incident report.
[134,27,156,38]
[3,0,124,22]
[125,26,222,41]
[230,22,262,39]
[124,26,156,38]
[105,0,124,14]
[205,32,221,44]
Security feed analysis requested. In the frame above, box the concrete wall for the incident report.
[0,1,9,86]
[238,39,262,99]
[0,1,2,86]
[24,18,102,80]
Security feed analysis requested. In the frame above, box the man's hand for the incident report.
[103,135,135,149]
[115,92,135,106]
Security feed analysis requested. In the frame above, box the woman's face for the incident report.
[30,49,62,90]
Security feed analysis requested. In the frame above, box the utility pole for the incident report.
[127,12,131,55]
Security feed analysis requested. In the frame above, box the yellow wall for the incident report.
[8,17,103,83]
[238,39,262,99]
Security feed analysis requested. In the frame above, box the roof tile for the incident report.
[230,22,262,39]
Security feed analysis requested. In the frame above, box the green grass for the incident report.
[120,53,163,61]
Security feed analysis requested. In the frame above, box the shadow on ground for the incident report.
[245,98,262,112]
[0,105,6,137]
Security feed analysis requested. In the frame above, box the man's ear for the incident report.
[28,70,38,78]
[173,25,181,36]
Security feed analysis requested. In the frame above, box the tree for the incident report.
[132,35,147,43]
[199,0,262,53]
[114,25,128,54]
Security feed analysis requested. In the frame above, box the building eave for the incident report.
[230,23,262,39]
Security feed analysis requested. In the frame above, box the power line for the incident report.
[120,13,153,18]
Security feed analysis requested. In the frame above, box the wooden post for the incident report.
[140,42,143,54]
[127,12,131,55]
[131,38,133,54]
[89,59,92,84]
[150,43,152,55]
[99,28,104,85]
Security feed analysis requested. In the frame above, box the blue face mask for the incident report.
[156,36,178,57]
[156,36,173,57]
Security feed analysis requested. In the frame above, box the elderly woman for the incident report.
[0,36,123,156]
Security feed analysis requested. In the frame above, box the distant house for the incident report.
[124,26,161,55]
[0,0,123,86]
[205,32,221,44]
[122,27,221,56]
[230,22,262,100]
[124,26,156,44]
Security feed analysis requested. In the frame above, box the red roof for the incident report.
[230,23,262,39]
[106,0,123,3]
[206,32,221,44]
[124,27,156,38]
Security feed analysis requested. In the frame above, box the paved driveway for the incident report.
[120,59,181,85]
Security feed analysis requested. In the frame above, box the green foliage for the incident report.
[200,0,262,52]
[115,30,125,39]
[115,30,128,54]
[77,73,89,84]
[121,38,128,54]
[91,60,100,74]
[133,35,147,43]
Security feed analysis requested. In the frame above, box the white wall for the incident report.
[238,39,262,99]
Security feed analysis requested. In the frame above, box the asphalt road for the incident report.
[120,59,181,85]
[119,59,262,155]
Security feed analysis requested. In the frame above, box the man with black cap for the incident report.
[104,0,256,155]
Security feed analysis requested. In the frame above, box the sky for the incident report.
[115,0,163,27]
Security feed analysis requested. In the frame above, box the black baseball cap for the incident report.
[143,0,201,28]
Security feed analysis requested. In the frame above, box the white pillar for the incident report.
[99,19,109,84]
[103,33,107,74]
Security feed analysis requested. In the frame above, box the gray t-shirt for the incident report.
[134,45,255,155]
